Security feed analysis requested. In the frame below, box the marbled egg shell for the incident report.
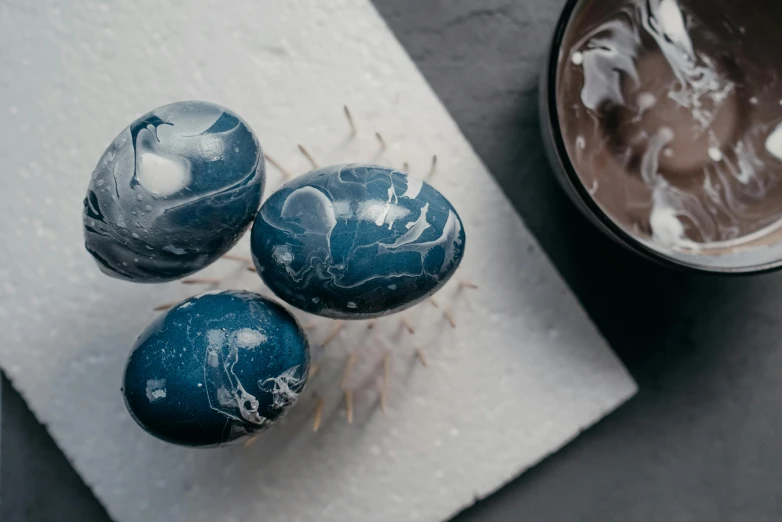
[250,164,466,319]
[83,101,265,283]
[122,290,309,447]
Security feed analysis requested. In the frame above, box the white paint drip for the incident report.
[204,328,269,427]
[765,123,782,161]
[401,177,423,199]
[636,92,657,117]
[571,18,641,111]
[380,209,463,275]
[145,379,167,402]
[654,0,694,63]
[640,0,734,129]
[708,147,723,162]
[135,147,191,197]
[281,186,337,234]
[260,366,303,411]
[162,244,187,255]
[356,200,410,228]
[640,127,674,184]
[272,244,295,266]
[380,203,431,249]
[649,183,704,251]
[703,173,721,204]
[332,199,353,218]
[232,328,266,349]
[650,196,686,247]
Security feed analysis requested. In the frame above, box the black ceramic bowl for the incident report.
[541,0,782,274]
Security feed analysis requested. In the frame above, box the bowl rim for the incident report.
[543,0,782,275]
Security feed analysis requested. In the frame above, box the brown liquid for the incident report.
[557,0,782,253]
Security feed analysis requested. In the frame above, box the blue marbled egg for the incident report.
[83,101,265,283]
[122,290,309,447]
[250,164,466,319]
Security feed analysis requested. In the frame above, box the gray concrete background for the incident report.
[3,0,782,520]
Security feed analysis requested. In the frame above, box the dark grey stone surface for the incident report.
[372,0,782,520]
[1,374,110,521]
[3,1,782,521]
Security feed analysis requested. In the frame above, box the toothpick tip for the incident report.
[313,398,324,433]
[322,320,345,346]
[345,390,354,424]
[427,154,438,178]
[264,153,293,179]
[222,254,252,264]
[444,310,456,329]
[181,278,221,286]
[402,319,415,335]
[415,349,429,368]
[340,352,358,389]
[344,105,357,136]
[297,144,319,169]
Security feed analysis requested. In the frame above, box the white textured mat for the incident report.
[0,1,636,521]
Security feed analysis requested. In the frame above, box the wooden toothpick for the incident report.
[345,390,354,424]
[243,435,260,448]
[427,154,438,179]
[308,363,320,379]
[344,105,357,137]
[153,301,178,312]
[375,132,386,151]
[264,153,293,179]
[444,309,456,329]
[401,318,415,335]
[322,320,345,347]
[428,297,440,309]
[313,397,324,433]
[181,277,221,285]
[415,349,428,368]
[297,144,319,169]
[459,280,479,290]
[341,352,357,389]
[381,352,391,414]
[246,266,257,273]
[222,254,252,264]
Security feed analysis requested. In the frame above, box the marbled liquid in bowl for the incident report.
[557,0,782,266]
